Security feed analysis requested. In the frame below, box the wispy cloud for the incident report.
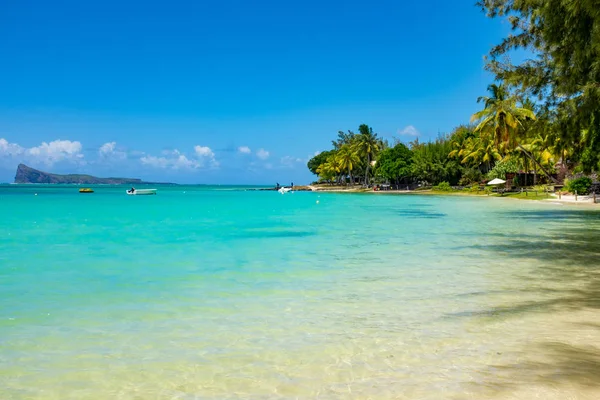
[140,149,201,170]
[398,125,420,137]
[238,146,251,154]
[256,148,270,160]
[194,145,219,168]
[280,155,304,168]
[98,142,127,160]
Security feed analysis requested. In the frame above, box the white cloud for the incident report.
[0,138,84,166]
[99,142,116,155]
[256,148,270,160]
[238,146,251,154]
[140,145,218,170]
[99,142,127,160]
[27,140,84,165]
[140,155,171,169]
[280,155,304,168]
[173,154,201,170]
[194,145,214,158]
[398,125,420,137]
[140,153,200,170]
[0,138,24,157]
[194,145,219,168]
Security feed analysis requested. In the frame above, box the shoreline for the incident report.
[307,185,600,207]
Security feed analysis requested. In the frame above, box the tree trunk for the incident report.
[365,153,371,185]
[523,157,528,186]
[517,144,558,184]
[348,167,353,186]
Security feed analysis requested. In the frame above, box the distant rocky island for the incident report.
[14,164,157,185]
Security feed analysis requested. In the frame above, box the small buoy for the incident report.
[316,200,320,204]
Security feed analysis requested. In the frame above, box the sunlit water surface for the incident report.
[1,185,600,399]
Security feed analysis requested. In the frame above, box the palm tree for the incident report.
[462,134,501,172]
[471,84,558,183]
[448,127,476,162]
[519,133,555,185]
[317,155,343,184]
[471,84,536,151]
[353,124,380,185]
[336,145,360,186]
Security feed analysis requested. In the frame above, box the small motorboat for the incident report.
[278,187,292,194]
[126,189,157,195]
[79,188,94,193]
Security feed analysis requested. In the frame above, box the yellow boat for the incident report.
[79,188,94,193]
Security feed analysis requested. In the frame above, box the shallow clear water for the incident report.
[1,185,600,399]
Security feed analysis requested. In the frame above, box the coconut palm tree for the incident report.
[317,155,343,184]
[448,126,477,162]
[519,133,555,185]
[336,145,360,186]
[471,84,536,151]
[353,124,380,185]
[471,84,558,183]
[461,134,502,173]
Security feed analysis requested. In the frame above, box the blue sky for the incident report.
[0,0,509,184]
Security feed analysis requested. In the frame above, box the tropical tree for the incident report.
[479,0,600,173]
[307,150,336,175]
[332,130,356,150]
[336,145,360,185]
[411,136,463,185]
[448,125,477,162]
[471,85,559,182]
[353,124,381,185]
[470,84,536,152]
[461,133,502,172]
[316,155,342,184]
[377,143,413,184]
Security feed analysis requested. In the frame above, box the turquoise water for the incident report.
[1,185,600,399]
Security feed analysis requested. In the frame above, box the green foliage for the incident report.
[377,143,413,183]
[486,157,520,180]
[336,145,360,185]
[462,183,483,193]
[411,136,463,185]
[353,124,381,184]
[459,168,483,186]
[332,130,356,150]
[433,181,453,192]
[479,0,600,174]
[307,150,336,175]
[471,84,536,152]
[566,177,593,195]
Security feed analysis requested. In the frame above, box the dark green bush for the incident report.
[566,177,593,194]
[433,181,453,192]
[459,168,483,186]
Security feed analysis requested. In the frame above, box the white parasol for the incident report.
[487,178,506,186]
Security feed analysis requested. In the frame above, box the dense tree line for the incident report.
[307,0,599,188]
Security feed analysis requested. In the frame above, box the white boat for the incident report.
[126,189,157,195]
[278,187,292,194]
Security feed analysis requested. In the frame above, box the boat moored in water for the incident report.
[79,188,94,193]
[126,189,157,195]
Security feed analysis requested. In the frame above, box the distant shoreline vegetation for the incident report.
[308,0,600,195]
